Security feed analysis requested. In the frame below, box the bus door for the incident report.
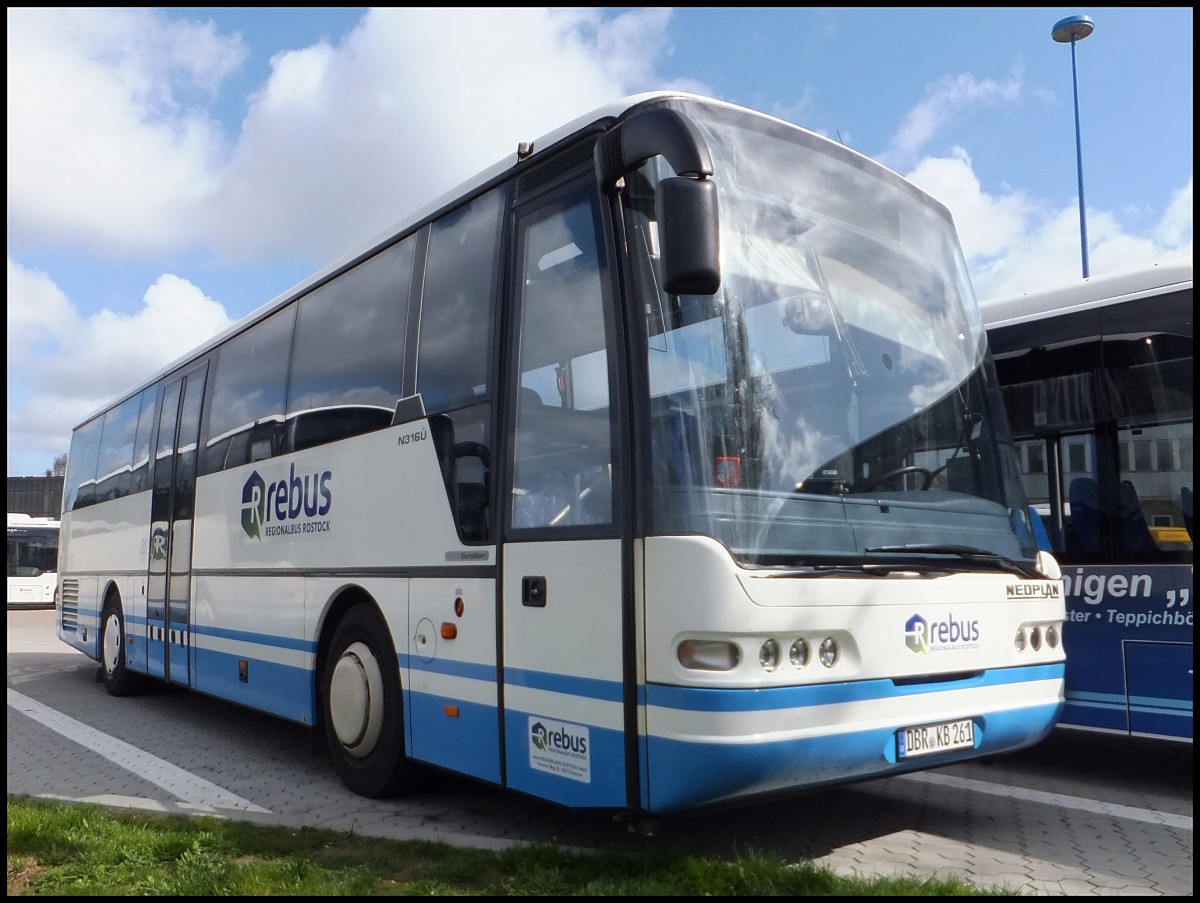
[146,363,208,685]
[499,186,629,809]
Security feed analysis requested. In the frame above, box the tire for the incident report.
[100,595,143,697]
[322,604,415,797]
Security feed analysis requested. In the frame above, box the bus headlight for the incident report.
[1014,627,1027,652]
[1046,625,1059,649]
[789,638,811,668]
[678,639,740,672]
[818,637,839,668]
[759,639,781,672]
[1030,626,1042,651]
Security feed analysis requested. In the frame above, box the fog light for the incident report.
[818,637,839,668]
[678,640,740,671]
[789,638,810,668]
[1014,628,1026,652]
[760,639,781,671]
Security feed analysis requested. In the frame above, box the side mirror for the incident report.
[657,177,720,295]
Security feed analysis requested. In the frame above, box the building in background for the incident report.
[8,476,65,519]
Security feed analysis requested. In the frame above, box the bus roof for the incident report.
[979,255,1192,331]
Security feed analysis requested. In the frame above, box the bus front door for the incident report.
[499,188,629,809]
[145,363,207,685]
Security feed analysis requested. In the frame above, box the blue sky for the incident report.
[6,7,1193,476]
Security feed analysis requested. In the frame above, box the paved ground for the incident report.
[7,606,1193,895]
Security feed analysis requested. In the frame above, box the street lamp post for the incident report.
[1052,14,1095,279]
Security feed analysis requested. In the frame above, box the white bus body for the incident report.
[8,513,60,608]
[59,92,1066,817]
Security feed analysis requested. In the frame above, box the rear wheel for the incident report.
[100,595,143,696]
[322,604,416,797]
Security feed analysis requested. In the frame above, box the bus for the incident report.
[982,257,1192,742]
[8,512,60,608]
[57,91,1066,818]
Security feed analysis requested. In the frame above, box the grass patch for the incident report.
[8,795,1015,895]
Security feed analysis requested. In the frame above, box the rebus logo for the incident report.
[905,614,930,654]
[905,612,980,653]
[240,464,333,540]
[530,720,587,755]
[242,472,266,539]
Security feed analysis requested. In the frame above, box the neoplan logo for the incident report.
[241,464,332,540]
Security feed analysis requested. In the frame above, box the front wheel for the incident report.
[100,596,143,697]
[322,604,416,797]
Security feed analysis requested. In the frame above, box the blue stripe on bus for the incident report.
[406,691,502,784]
[400,654,495,683]
[1128,694,1193,713]
[640,700,1064,813]
[502,666,625,703]
[645,663,1064,712]
[192,646,315,724]
[191,622,315,652]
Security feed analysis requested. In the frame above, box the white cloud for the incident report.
[208,7,681,263]
[1153,177,1194,253]
[880,70,1022,173]
[6,8,243,257]
[8,7,681,267]
[913,151,1193,300]
[6,261,233,475]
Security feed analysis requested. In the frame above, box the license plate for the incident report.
[897,717,975,759]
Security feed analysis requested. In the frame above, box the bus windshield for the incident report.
[636,100,1033,568]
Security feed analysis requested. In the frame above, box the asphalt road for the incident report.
[7,606,1193,895]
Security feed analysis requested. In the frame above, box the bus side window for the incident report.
[285,237,414,451]
[202,306,295,474]
[414,188,503,542]
[429,413,491,543]
[1067,476,1101,554]
[1118,480,1159,554]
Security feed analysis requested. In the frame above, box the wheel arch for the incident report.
[99,581,123,658]
[313,585,396,728]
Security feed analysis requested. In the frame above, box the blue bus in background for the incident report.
[983,258,1192,742]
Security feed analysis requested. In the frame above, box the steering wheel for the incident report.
[860,465,934,492]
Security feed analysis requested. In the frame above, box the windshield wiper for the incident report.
[864,543,1038,578]
[747,562,952,577]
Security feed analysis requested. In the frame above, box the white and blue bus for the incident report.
[982,258,1192,742]
[8,513,60,608]
[58,92,1066,818]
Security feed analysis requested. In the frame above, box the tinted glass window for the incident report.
[64,417,103,512]
[287,238,415,450]
[203,305,297,472]
[416,188,503,412]
[509,189,613,531]
[130,385,159,494]
[94,393,143,502]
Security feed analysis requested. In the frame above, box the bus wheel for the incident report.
[322,604,414,797]
[101,596,142,697]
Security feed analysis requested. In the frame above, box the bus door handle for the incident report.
[522,576,547,607]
